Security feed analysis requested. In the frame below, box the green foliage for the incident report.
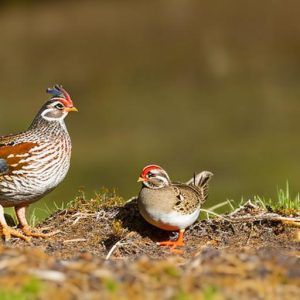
[202,285,222,300]
[276,182,300,211]
[111,219,126,237]
[230,182,300,215]
[29,209,38,227]
[0,278,42,300]
[173,286,223,300]
[103,278,118,294]
[253,182,300,213]
[68,187,125,212]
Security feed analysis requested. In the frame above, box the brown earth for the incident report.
[0,196,299,300]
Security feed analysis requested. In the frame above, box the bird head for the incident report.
[40,85,78,121]
[137,164,171,189]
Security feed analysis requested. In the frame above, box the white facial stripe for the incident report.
[41,108,68,121]
[154,175,169,185]
[144,170,170,189]
[149,169,170,182]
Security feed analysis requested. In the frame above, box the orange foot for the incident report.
[21,225,60,238]
[1,225,31,242]
[157,230,185,254]
[157,240,184,254]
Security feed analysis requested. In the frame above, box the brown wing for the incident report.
[0,142,38,175]
[171,183,203,214]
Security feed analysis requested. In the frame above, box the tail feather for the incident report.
[186,171,213,186]
[195,171,213,187]
[186,171,213,201]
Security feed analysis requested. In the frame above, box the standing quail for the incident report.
[137,165,213,252]
[0,85,77,241]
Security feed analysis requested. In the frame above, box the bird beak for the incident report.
[137,177,146,182]
[64,107,78,113]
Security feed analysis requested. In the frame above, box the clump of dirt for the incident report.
[1,193,299,299]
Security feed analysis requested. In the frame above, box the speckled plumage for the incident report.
[138,171,212,231]
[0,119,72,206]
[139,183,203,215]
[137,165,213,252]
[0,85,77,241]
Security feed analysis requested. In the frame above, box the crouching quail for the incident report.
[0,85,77,241]
[137,165,213,252]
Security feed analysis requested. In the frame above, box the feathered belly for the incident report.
[138,187,201,231]
[139,204,200,231]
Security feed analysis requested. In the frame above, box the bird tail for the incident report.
[186,171,213,186]
[195,171,213,187]
[186,171,213,200]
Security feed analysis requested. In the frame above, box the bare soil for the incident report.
[0,198,299,300]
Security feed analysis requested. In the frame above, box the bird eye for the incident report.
[54,103,64,110]
[147,172,154,178]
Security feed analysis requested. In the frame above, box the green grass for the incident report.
[229,182,300,215]
[173,286,223,300]
[253,182,300,214]
[67,187,125,212]
[0,278,42,300]
[275,182,300,211]
[202,285,223,300]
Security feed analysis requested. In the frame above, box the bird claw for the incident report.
[21,226,61,238]
[1,225,31,242]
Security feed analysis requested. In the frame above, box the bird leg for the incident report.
[157,229,185,253]
[15,206,60,238]
[0,205,30,242]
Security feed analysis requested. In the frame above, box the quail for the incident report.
[138,165,213,252]
[0,85,77,241]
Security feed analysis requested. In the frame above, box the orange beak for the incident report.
[64,106,78,113]
[137,176,146,182]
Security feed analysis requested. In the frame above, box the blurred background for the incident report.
[1,0,300,220]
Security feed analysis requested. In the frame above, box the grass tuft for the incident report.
[111,219,126,237]
[230,182,300,215]
[253,182,300,214]
[67,187,125,212]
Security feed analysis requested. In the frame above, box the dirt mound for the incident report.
[1,196,299,299]
[10,198,299,259]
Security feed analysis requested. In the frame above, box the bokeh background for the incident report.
[1,0,300,220]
